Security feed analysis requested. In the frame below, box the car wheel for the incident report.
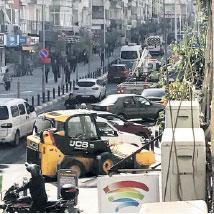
[11,130,20,147]
[97,152,114,175]
[118,113,127,120]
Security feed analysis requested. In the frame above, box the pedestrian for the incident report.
[100,51,104,66]
[64,93,78,109]
[52,58,58,83]
[70,55,77,73]
[83,50,88,65]
[3,69,11,91]
[45,66,50,83]
[64,63,71,83]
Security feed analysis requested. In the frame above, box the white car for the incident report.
[96,116,144,148]
[0,98,37,146]
[73,78,106,101]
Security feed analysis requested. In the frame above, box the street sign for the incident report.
[39,48,49,58]
[40,57,51,64]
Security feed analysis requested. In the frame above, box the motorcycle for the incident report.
[0,184,80,213]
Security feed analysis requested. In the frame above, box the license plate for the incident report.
[82,95,90,98]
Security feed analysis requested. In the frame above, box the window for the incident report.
[18,104,26,115]
[25,102,31,114]
[0,106,9,120]
[134,96,150,106]
[123,97,135,107]
[77,81,95,87]
[10,106,19,117]
[97,121,116,137]
[67,115,98,140]
[121,51,138,60]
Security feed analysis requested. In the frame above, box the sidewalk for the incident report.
[0,49,120,101]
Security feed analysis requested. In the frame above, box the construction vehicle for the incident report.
[26,109,156,178]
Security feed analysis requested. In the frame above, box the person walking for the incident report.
[83,50,88,65]
[100,50,104,66]
[45,66,50,83]
[3,69,11,91]
[64,63,71,83]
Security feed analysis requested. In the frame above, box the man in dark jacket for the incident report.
[17,163,47,213]
[64,93,78,109]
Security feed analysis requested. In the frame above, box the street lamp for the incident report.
[42,0,45,94]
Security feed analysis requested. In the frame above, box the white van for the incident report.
[0,98,37,146]
[120,44,142,62]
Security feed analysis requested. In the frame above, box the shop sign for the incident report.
[19,36,27,45]
[6,35,19,47]
[26,36,39,46]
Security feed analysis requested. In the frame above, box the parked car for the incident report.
[0,98,37,146]
[141,88,166,105]
[107,64,129,83]
[96,116,144,148]
[73,78,106,101]
[91,111,152,139]
[91,94,165,121]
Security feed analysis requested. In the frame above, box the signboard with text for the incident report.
[6,35,19,47]
[57,169,78,200]
[19,36,27,45]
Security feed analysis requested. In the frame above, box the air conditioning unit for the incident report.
[165,100,200,128]
[161,128,206,202]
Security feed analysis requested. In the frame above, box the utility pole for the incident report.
[88,0,92,76]
[163,0,167,66]
[174,0,178,41]
[103,0,106,75]
[42,0,45,94]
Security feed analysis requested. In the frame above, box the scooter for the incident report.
[0,184,80,213]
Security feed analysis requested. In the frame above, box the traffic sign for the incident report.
[39,48,49,58]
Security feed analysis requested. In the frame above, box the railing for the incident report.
[24,60,113,107]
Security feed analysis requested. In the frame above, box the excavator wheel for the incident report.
[97,152,115,175]
[62,159,86,178]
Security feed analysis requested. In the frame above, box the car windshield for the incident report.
[67,115,98,140]
[0,106,9,120]
[110,66,126,72]
[142,89,165,98]
[77,81,95,87]
[99,96,118,105]
[121,51,138,60]
[120,60,134,69]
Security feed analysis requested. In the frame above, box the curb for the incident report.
[35,93,70,114]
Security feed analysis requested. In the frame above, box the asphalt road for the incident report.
[0,83,118,165]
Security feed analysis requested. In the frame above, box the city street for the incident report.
[0,50,120,102]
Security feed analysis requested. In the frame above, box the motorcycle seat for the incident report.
[16,196,32,203]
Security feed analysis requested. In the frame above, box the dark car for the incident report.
[107,64,129,83]
[141,88,166,105]
[91,94,165,121]
[92,111,152,139]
